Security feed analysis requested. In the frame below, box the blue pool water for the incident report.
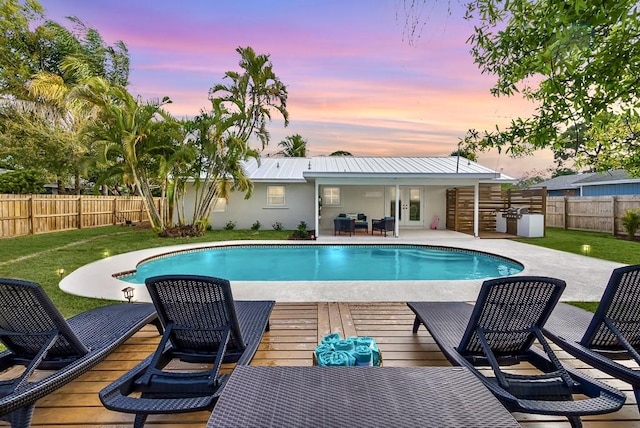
[122,244,523,283]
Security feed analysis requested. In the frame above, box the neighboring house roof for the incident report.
[572,169,640,187]
[530,173,597,191]
[242,157,510,182]
[531,170,640,191]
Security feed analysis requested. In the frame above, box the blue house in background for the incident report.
[530,170,640,197]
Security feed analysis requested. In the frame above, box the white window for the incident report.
[212,197,227,212]
[323,187,340,205]
[267,186,285,206]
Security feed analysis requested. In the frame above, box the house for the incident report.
[182,156,512,238]
[531,170,640,197]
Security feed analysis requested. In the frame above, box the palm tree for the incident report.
[277,134,308,157]
[186,46,289,230]
[72,77,181,231]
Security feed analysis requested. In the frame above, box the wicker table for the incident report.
[206,366,521,427]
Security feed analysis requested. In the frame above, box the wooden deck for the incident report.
[13,302,640,427]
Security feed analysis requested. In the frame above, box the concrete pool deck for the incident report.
[60,230,623,303]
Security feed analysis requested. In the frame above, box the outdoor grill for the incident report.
[496,207,543,237]
[501,207,529,219]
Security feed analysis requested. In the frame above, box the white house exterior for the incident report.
[182,156,511,237]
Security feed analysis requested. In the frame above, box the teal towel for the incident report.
[316,350,335,366]
[334,338,355,353]
[353,336,379,351]
[314,343,334,361]
[321,332,341,346]
[323,350,355,366]
[354,345,373,366]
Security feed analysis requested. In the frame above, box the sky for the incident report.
[39,0,556,178]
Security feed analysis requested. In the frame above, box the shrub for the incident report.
[251,220,261,231]
[296,221,309,239]
[621,209,640,240]
[272,221,283,231]
[224,220,236,230]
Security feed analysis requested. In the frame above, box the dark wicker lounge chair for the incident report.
[407,276,627,428]
[0,278,159,428]
[543,265,640,415]
[99,275,275,428]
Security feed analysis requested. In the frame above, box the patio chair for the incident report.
[99,274,275,428]
[371,217,394,236]
[333,217,355,236]
[0,278,159,428]
[407,276,626,428]
[543,264,640,415]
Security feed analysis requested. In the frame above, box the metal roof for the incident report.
[242,157,506,182]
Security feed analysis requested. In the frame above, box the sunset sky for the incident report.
[39,0,555,178]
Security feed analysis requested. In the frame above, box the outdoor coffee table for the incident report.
[206,366,521,427]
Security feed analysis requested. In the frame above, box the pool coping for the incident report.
[59,230,624,303]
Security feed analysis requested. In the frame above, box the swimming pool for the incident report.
[121,244,523,283]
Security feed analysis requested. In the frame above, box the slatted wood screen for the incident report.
[446,186,547,234]
[0,194,160,238]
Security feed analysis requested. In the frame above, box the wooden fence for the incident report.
[0,194,158,238]
[546,195,640,236]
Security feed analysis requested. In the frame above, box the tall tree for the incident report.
[186,46,288,230]
[277,134,307,157]
[72,77,181,231]
[329,150,352,156]
[454,1,640,176]
[0,1,131,193]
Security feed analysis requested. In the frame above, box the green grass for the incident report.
[0,226,290,317]
[1,226,635,318]
[515,227,640,265]
[515,227,639,312]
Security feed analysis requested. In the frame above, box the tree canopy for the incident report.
[453,0,640,176]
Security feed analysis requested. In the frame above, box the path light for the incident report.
[102,250,111,258]
[56,268,65,278]
[122,286,135,303]
[581,244,591,255]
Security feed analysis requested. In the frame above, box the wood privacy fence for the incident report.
[546,195,640,236]
[0,194,159,238]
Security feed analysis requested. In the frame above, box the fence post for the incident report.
[28,196,34,235]
[112,197,117,225]
[563,196,568,229]
[77,196,83,229]
[611,196,617,236]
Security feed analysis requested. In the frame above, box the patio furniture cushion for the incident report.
[407,276,627,428]
[354,214,368,231]
[99,275,274,428]
[0,278,159,428]
[543,265,640,414]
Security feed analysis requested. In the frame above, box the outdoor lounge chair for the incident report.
[543,264,640,415]
[0,278,159,428]
[99,274,275,428]
[407,276,626,428]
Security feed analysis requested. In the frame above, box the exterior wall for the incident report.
[581,183,640,196]
[547,189,578,197]
[182,182,315,230]
[319,185,386,230]
[182,182,453,232]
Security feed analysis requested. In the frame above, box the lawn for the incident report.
[1,226,636,317]
[0,226,290,317]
